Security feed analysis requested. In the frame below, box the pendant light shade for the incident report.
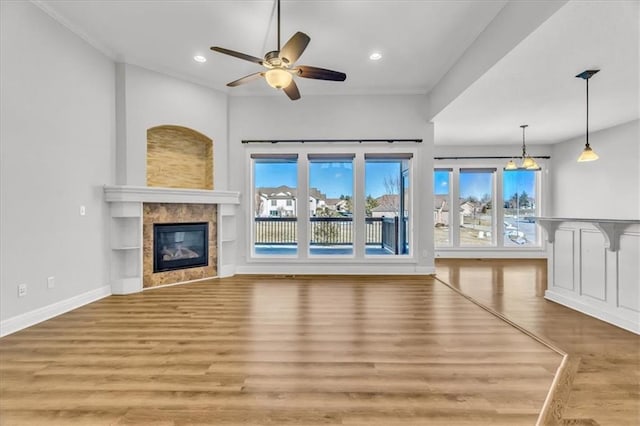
[505,159,518,170]
[505,125,540,171]
[576,69,600,162]
[578,145,599,162]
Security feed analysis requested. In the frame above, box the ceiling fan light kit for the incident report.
[265,69,293,89]
[576,69,600,162]
[210,0,346,100]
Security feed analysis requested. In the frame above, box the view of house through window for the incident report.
[459,169,495,246]
[503,170,538,246]
[252,153,414,258]
[434,167,540,250]
[365,156,411,255]
[434,169,451,246]
[253,155,298,255]
[308,156,354,256]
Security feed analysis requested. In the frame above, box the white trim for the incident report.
[545,289,640,335]
[0,285,111,337]
[104,185,240,204]
[218,264,236,278]
[236,264,435,275]
[435,249,547,259]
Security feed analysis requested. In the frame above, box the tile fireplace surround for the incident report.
[103,186,240,294]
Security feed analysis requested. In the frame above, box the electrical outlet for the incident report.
[18,284,27,297]
[79,205,86,216]
[47,276,55,289]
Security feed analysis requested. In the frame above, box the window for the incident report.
[434,169,451,246]
[308,155,354,256]
[252,155,298,256]
[433,166,541,250]
[459,169,495,246]
[503,170,538,246]
[365,154,411,255]
[250,150,419,260]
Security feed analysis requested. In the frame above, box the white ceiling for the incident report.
[36,0,506,96]
[434,0,639,145]
[35,0,639,146]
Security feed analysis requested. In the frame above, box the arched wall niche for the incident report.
[146,125,214,190]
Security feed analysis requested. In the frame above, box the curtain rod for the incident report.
[435,156,550,160]
[242,138,422,144]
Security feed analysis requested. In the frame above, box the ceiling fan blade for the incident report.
[283,79,301,101]
[279,32,310,65]
[210,46,263,65]
[296,65,346,81]
[227,72,263,87]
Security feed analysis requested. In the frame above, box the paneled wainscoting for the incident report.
[537,219,640,334]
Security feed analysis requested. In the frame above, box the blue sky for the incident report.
[460,172,492,200]
[255,162,297,188]
[434,170,450,195]
[255,161,400,198]
[503,170,535,200]
[309,162,353,198]
[256,162,535,201]
[435,169,535,200]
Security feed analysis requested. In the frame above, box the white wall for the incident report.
[551,119,639,219]
[116,64,229,189]
[0,2,115,322]
[229,94,434,274]
[434,143,551,158]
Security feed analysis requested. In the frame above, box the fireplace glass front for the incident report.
[153,222,208,272]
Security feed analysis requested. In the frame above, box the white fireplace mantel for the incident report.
[103,185,241,295]
[103,185,240,205]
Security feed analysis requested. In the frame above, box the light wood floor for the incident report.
[0,273,564,425]
[436,259,640,426]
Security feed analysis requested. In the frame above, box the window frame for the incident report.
[248,148,418,263]
[433,161,544,252]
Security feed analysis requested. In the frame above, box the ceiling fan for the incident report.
[210,0,346,100]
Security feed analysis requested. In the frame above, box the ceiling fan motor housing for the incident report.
[265,51,285,67]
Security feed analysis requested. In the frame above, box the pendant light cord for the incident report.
[586,77,590,148]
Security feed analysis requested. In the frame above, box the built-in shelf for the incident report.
[104,185,241,294]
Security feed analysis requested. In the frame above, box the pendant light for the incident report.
[576,69,600,162]
[505,125,540,170]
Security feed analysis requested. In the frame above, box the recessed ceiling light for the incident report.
[194,55,207,63]
[369,52,382,61]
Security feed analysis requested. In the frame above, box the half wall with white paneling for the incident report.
[544,220,639,334]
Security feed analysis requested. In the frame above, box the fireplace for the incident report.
[154,222,209,272]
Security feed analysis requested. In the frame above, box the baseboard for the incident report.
[218,264,236,278]
[236,264,435,275]
[545,290,640,335]
[435,250,547,259]
[0,285,112,337]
